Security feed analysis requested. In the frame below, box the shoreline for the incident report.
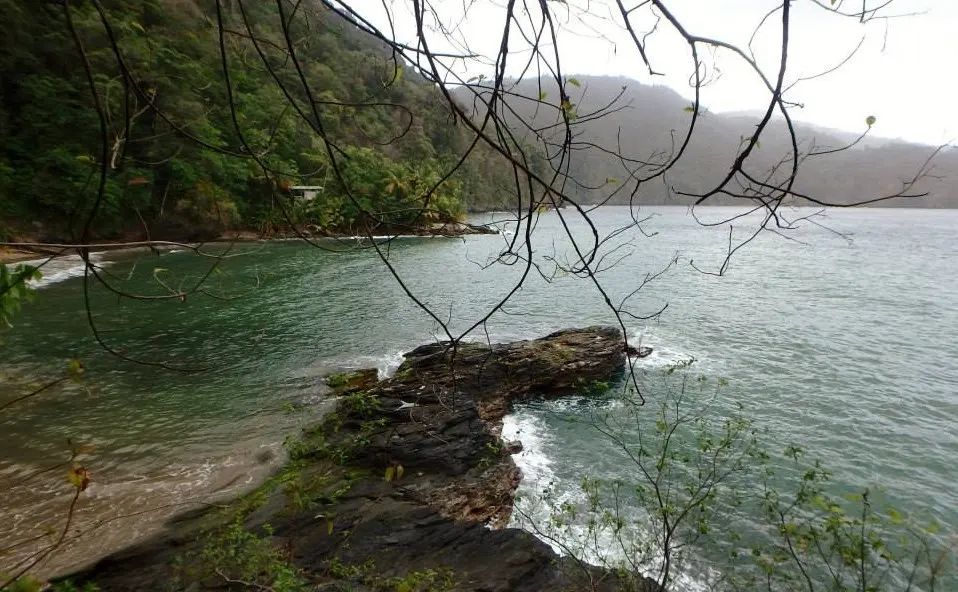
[63,328,659,591]
[0,222,499,265]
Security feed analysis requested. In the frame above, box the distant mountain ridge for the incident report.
[721,110,915,150]
[454,76,957,208]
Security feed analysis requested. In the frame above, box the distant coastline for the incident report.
[0,222,499,266]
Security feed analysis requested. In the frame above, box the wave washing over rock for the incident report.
[503,407,715,592]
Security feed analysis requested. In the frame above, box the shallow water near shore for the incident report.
[1,206,957,586]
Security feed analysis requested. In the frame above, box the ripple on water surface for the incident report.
[2,208,957,583]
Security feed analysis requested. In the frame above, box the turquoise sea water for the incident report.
[1,206,956,585]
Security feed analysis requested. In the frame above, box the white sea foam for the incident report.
[504,408,715,592]
[502,412,556,487]
[375,350,406,379]
[7,253,110,289]
[627,328,712,372]
[298,349,408,385]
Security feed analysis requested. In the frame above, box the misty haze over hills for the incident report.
[455,76,957,208]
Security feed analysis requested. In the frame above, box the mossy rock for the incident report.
[325,368,379,394]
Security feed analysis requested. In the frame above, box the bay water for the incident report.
[1,206,955,585]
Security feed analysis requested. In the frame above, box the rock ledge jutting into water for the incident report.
[69,327,659,592]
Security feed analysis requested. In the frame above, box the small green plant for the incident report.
[0,574,100,592]
[728,448,951,592]
[514,361,953,591]
[342,389,381,417]
[326,372,351,389]
[200,520,306,591]
[477,440,504,469]
[325,369,379,395]
[283,432,315,461]
[324,559,455,592]
[1,264,40,331]
[588,380,611,394]
[385,567,456,592]
[353,417,387,448]
[0,574,41,592]
[325,558,376,581]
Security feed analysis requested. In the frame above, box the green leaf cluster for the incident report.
[0,264,40,330]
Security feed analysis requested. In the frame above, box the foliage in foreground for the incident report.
[163,402,454,592]
[514,360,953,591]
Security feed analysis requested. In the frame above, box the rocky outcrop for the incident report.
[626,344,653,359]
[420,221,498,236]
[386,326,627,423]
[296,220,498,238]
[331,326,628,527]
[69,327,658,592]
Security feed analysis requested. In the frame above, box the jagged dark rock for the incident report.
[388,326,627,422]
[68,327,659,592]
[626,344,653,359]
[420,221,498,236]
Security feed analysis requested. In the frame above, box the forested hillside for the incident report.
[457,76,958,208]
[0,0,519,242]
[5,3,954,246]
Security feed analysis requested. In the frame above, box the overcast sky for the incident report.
[359,0,956,146]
